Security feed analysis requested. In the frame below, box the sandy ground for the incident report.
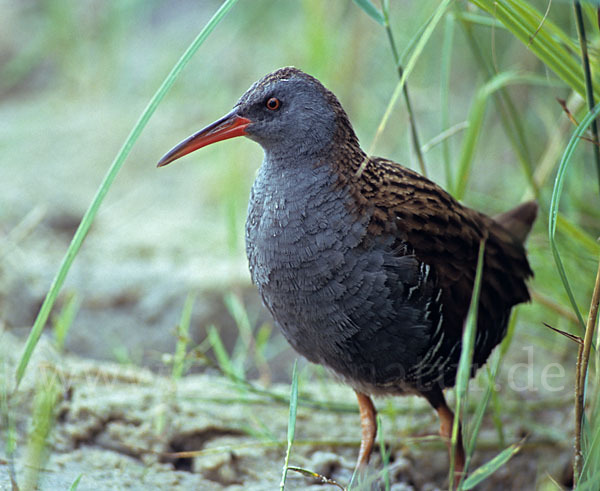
[0,328,574,490]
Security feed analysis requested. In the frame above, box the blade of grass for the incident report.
[455,11,508,28]
[367,0,454,156]
[377,415,391,490]
[577,475,600,491]
[224,293,272,384]
[23,373,61,491]
[580,387,600,485]
[463,324,509,475]
[574,258,600,484]
[454,71,562,200]
[556,214,600,256]
[461,439,524,490]
[456,8,539,199]
[172,292,195,380]
[225,293,254,378]
[548,102,600,332]
[441,12,455,190]
[68,474,83,491]
[207,325,238,380]
[450,240,485,488]
[14,0,240,390]
[573,0,600,197]
[52,292,80,352]
[381,0,428,176]
[470,0,594,100]
[254,322,274,385]
[280,360,299,490]
[352,0,385,25]
[488,311,520,449]
[1,362,17,488]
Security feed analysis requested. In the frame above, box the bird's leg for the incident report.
[425,389,465,487]
[437,400,465,485]
[354,391,377,470]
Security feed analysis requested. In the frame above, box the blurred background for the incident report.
[0,0,598,489]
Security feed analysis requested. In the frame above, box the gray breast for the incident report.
[245,158,437,391]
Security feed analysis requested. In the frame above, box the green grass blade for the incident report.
[556,214,600,256]
[68,474,83,491]
[451,240,485,487]
[369,0,454,155]
[399,8,437,64]
[455,11,508,28]
[207,325,237,380]
[352,0,385,25]
[580,361,600,484]
[471,0,593,100]
[52,292,80,351]
[487,311,519,449]
[441,12,455,190]
[548,102,600,331]
[461,439,523,490]
[225,293,254,377]
[378,415,391,490]
[24,373,61,490]
[280,360,299,490]
[573,0,600,196]
[454,71,563,200]
[1,363,17,484]
[381,0,428,176]
[577,476,600,491]
[14,0,240,390]
[464,349,503,470]
[456,9,538,198]
[172,292,195,380]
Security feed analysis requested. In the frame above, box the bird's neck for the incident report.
[258,150,337,196]
[262,129,367,183]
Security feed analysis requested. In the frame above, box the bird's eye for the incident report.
[266,97,281,111]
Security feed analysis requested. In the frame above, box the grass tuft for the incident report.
[172,292,196,380]
[461,439,524,490]
[23,373,61,491]
[52,292,80,352]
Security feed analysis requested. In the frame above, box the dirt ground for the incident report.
[0,328,574,491]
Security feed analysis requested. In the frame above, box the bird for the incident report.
[157,67,537,484]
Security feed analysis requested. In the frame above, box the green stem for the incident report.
[573,0,600,198]
[548,103,600,332]
[456,8,538,199]
[441,13,455,190]
[382,0,428,177]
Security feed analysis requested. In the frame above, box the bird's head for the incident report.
[157,67,357,167]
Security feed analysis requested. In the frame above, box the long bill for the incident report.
[157,110,251,167]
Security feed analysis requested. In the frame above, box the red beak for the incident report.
[157,110,251,167]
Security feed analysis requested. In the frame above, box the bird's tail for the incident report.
[493,200,538,244]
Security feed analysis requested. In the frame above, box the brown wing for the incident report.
[346,157,533,362]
